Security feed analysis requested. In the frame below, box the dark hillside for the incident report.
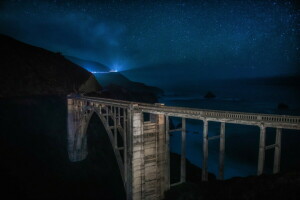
[94,72,163,96]
[0,34,101,97]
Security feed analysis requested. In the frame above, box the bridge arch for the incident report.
[67,97,169,200]
[85,112,126,199]
[68,102,126,183]
[83,108,125,182]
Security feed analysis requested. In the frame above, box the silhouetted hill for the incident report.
[64,55,163,96]
[95,72,164,95]
[0,34,101,97]
[64,55,110,72]
[63,56,164,102]
[97,84,158,103]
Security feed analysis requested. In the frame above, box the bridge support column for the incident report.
[181,118,186,183]
[105,106,109,126]
[219,122,225,180]
[202,120,208,181]
[157,113,167,198]
[165,116,170,190]
[273,128,282,174]
[257,125,266,175]
[128,105,144,200]
[129,109,167,200]
[114,106,118,148]
[67,98,88,162]
[123,108,128,187]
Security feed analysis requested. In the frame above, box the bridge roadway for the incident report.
[76,96,300,129]
[67,96,300,200]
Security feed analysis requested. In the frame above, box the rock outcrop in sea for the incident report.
[204,91,216,99]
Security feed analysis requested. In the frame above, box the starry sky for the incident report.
[0,0,299,81]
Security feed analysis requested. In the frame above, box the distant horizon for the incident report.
[2,32,299,90]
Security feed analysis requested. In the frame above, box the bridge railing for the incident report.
[69,96,300,129]
[139,105,300,128]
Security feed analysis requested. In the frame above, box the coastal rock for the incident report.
[277,103,289,110]
[204,91,216,99]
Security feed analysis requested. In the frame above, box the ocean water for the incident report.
[159,82,300,179]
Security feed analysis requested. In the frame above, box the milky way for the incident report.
[0,0,299,79]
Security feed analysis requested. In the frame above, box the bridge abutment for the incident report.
[67,98,88,161]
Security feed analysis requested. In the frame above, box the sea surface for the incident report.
[159,82,300,179]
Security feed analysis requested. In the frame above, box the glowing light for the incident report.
[109,69,118,72]
[90,71,110,74]
[90,70,119,74]
[88,63,122,74]
[110,63,122,72]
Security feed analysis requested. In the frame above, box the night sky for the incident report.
[0,0,299,81]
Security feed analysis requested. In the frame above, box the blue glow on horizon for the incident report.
[84,64,120,74]
[90,70,119,74]
[110,63,122,72]
[91,71,110,74]
[109,69,118,72]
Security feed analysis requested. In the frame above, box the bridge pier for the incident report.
[128,109,168,200]
[257,127,282,176]
[123,108,128,187]
[219,122,225,180]
[130,106,144,200]
[202,120,226,181]
[273,128,282,174]
[165,116,170,190]
[202,120,209,181]
[257,125,266,175]
[181,118,186,183]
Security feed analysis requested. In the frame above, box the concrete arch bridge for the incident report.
[67,95,300,200]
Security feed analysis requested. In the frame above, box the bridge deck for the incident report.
[70,96,300,130]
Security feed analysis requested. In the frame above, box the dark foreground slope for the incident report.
[0,34,101,97]
[0,97,125,200]
[165,172,300,200]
